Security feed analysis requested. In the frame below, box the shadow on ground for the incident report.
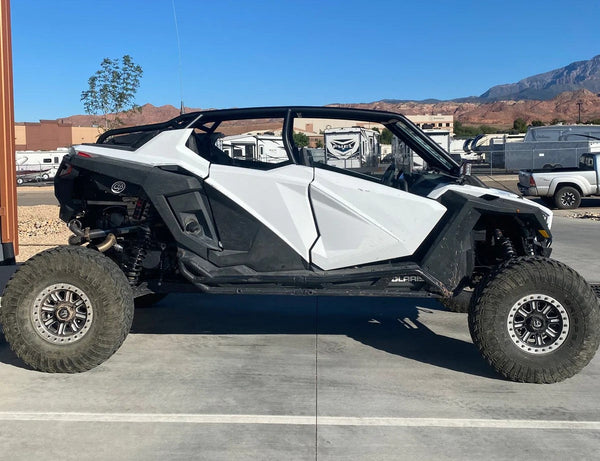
[130,293,497,379]
[0,293,498,379]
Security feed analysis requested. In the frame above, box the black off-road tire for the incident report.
[469,257,600,383]
[0,246,134,373]
[134,293,167,308]
[441,289,473,313]
[554,186,581,209]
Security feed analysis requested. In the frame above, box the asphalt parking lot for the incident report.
[1,186,599,460]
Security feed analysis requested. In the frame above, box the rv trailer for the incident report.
[217,134,288,164]
[323,127,380,169]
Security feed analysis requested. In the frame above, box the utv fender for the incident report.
[417,190,551,292]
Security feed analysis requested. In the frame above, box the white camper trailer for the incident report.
[15,148,68,183]
[218,134,288,164]
[323,127,380,169]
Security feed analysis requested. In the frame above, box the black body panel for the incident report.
[57,155,220,258]
[204,184,307,271]
[417,190,552,291]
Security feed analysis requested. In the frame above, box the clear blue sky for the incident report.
[10,0,600,122]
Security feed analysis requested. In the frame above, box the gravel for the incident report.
[568,211,600,221]
[16,205,71,262]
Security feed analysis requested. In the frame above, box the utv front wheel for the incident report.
[469,257,600,383]
[0,246,134,372]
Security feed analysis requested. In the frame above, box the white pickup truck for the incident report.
[518,153,600,209]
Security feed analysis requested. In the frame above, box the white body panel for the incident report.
[309,169,447,270]
[74,129,211,179]
[206,164,317,261]
[428,184,553,228]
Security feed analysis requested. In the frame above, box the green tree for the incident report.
[513,118,528,133]
[315,138,324,148]
[380,128,393,144]
[293,132,309,147]
[531,120,545,127]
[81,55,143,130]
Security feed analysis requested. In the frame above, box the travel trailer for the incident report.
[15,148,68,183]
[217,134,288,164]
[323,127,380,169]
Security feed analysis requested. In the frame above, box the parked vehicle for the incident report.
[15,149,68,181]
[16,167,57,185]
[324,126,380,168]
[518,153,600,209]
[1,106,598,383]
[217,133,288,164]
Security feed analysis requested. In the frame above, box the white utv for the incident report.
[1,107,598,383]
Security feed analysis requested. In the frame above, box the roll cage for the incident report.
[96,106,461,176]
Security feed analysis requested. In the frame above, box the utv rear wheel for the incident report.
[469,257,600,383]
[0,246,134,373]
[554,186,581,209]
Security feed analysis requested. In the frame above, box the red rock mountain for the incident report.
[56,89,600,130]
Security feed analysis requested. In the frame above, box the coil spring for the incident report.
[123,213,151,285]
[123,246,147,285]
[494,229,516,260]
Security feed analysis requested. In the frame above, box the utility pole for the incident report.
[0,0,18,263]
[577,101,583,124]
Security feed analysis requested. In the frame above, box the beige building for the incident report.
[15,120,101,150]
[294,114,454,135]
[408,114,454,132]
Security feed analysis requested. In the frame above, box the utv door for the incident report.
[309,167,446,270]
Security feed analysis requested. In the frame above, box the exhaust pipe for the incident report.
[95,233,116,252]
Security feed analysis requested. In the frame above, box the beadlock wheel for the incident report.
[507,294,569,355]
[32,283,94,344]
[469,257,600,383]
[0,246,134,373]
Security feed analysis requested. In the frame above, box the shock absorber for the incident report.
[122,227,151,286]
[494,228,516,260]
[123,198,153,285]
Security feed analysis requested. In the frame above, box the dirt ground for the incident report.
[16,205,71,262]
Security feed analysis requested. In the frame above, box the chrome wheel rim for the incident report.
[507,294,569,355]
[31,283,94,344]
[560,192,576,207]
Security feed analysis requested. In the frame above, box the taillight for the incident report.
[529,176,536,187]
[76,151,93,158]
[58,163,73,177]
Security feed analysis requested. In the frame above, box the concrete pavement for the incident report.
[1,293,599,460]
